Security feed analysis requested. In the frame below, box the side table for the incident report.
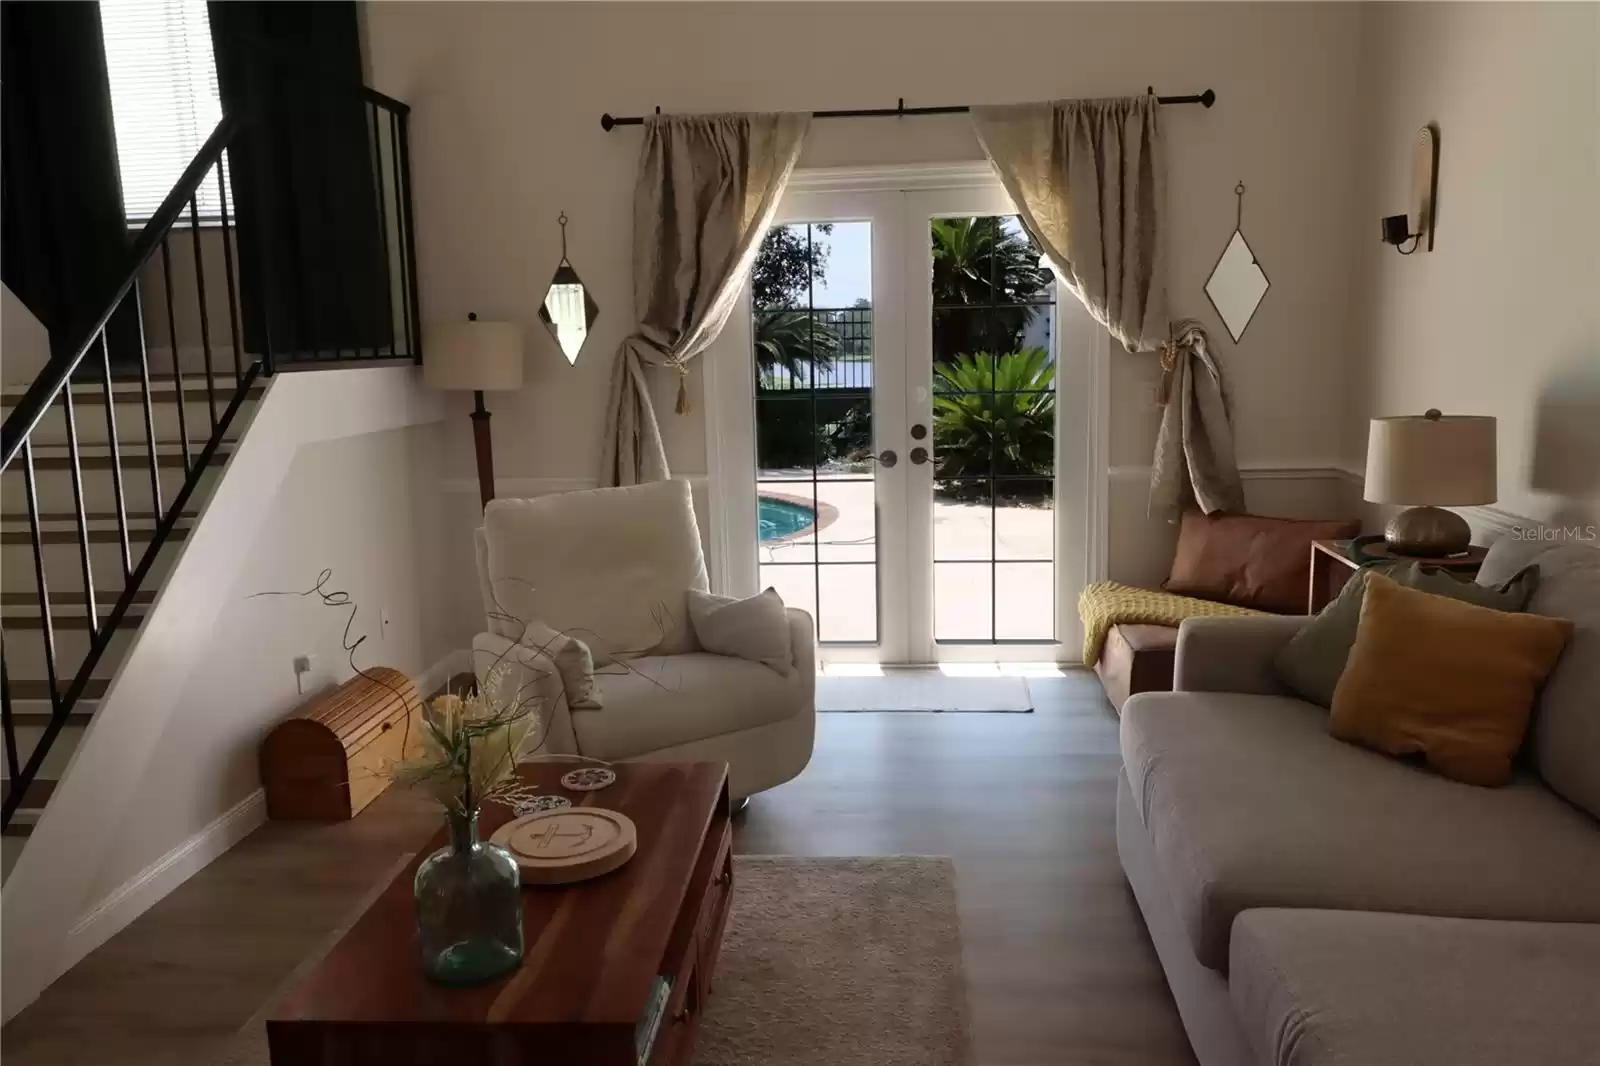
[1308,539,1490,613]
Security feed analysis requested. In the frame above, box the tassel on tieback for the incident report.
[673,360,691,414]
[1157,338,1180,408]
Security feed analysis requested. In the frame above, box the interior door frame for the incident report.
[703,162,1109,664]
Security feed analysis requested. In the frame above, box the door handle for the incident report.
[910,447,930,465]
[865,449,898,468]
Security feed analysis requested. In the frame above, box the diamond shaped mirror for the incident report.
[539,213,598,365]
[1204,183,1270,343]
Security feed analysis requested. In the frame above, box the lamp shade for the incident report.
[1364,413,1497,506]
[423,319,524,392]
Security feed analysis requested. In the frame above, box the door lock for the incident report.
[910,423,928,440]
[910,446,930,465]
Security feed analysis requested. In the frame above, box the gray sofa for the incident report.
[1118,541,1600,1066]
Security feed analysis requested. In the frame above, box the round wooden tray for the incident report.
[489,808,637,886]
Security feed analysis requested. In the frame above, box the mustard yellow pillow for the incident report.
[1329,572,1572,787]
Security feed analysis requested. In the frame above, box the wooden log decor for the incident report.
[261,667,423,821]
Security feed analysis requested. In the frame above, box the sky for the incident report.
[804,222,872,308]
[793,215,1040,310]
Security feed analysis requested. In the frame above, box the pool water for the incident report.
[758,495,816,542]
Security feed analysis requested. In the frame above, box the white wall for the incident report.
[83,423,450,907]
[364,0,1370,593]
[3,367,450,1014]
[1350,2,1600,530]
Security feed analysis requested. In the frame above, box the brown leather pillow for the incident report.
[1329,572,1573,787]
[1165,510,1361,614]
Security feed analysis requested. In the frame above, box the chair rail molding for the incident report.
[439,474,710,497]
[1106,462,1362,483]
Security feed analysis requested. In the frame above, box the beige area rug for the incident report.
[221,855,971,1066]
[817,671,1033,712]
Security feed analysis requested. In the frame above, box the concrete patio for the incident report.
[757,478,1055,644]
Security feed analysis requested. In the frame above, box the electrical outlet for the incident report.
[293,654,317,696]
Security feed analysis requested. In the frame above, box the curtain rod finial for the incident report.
[600,113,615,131]
[1201,89,1216,108]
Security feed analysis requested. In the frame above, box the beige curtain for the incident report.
[971,97,1167,351]
[972,97,1243,516]
[1151,320,1245,517]
[601,112,810,486]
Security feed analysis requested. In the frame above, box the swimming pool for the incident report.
[758,494,816,542]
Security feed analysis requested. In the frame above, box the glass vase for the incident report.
[413,808,524,985]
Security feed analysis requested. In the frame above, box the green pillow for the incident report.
[1274,561,1540,708]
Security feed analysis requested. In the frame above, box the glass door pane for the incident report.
[753,221,879,645]
[928,215,1058,645]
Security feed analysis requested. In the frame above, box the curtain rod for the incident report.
[599,89,1215,131]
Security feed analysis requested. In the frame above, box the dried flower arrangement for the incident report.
[387,664,549,816]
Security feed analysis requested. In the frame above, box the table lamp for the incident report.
[1364,410,1496,556]
[424,313,523,510]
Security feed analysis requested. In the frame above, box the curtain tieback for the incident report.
[667,355,692,414]
[1157,339,1182,408]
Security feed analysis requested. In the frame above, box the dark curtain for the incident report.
[0,0,139,370]
[208,1,390,362]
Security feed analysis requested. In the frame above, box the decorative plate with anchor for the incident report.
[490,807,637,885]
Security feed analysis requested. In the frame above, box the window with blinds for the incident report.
[99,0,224,222]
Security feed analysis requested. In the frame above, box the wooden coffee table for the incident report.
[268,761,733,1066]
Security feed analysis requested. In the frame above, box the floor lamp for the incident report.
[424,314,524,510]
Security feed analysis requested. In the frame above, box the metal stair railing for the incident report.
[1,80,421,829]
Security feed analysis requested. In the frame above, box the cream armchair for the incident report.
[471,479,815,800]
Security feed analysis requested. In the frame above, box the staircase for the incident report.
[0,72,421,909]
[1,377,264,879]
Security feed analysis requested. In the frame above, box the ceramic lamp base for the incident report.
[1385,505,1471,557]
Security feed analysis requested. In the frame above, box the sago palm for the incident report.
[932,348,1055,496]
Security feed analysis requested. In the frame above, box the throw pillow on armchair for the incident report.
[688,588,794,675]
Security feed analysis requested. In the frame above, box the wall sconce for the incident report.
[1381,124,1439,255]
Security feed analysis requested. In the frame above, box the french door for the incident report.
[706,168,1105,664]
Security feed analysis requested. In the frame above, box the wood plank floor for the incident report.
[1,671,1194,1066]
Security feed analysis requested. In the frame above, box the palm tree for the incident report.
[930,217,1051,363]
[754,310,840,388]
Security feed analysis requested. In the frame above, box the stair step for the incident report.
[1,510,193,545]
[1,590,156,609]
[1,624,139,683]
[2,777,56,811]
[2,455,225,516]
[1,590,153,629]
[1,377,264,406]
[6,679,108,701]
[2,708,95,728]
[2,526,189,546]
[19,445,232,473]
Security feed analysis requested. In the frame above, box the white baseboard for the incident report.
[54,648,469,980]
[60,788,267,975]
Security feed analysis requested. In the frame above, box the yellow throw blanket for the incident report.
[1078,581,1267,666]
